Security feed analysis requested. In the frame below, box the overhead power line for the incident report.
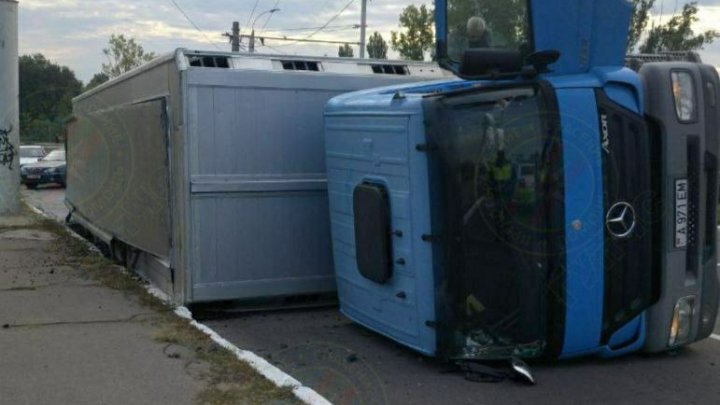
[260,0,282,33]
[243,0,261,34]
[304,0,356,40]
[240,34,361,46]
[275,0,357,47]
[168,0,223,51]
[264,24,358,32]
[260,43,287,54]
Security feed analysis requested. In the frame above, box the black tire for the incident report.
[59,182,66,189]
[25,183,37,190]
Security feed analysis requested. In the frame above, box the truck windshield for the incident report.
[446,0,533,62]
[424,85,564,360]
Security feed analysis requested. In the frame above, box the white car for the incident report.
[19,145,47,167]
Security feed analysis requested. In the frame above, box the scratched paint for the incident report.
[0,126,16,170]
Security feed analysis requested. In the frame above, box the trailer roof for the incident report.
[74,48,450,103]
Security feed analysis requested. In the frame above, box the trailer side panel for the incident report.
[68,98,171,259]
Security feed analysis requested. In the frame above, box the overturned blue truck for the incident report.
[325,0,720,362]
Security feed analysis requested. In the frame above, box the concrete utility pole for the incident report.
[231,21,240,52]
[359,0,367,58]
[249,29,256,53]
[0,0,20,215]
[222,21,241,52]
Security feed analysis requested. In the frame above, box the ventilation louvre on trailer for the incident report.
[188,55,231,68]
[371,64,409,75]
[281,60,321,71]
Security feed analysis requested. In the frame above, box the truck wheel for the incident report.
[26,184,37,190]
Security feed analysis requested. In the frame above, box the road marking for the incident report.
[711,334,720,342]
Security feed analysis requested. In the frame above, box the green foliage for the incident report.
[367,32,388,59]
[639,2,719,53]
[391,5,435,61]
[84,73,110,92]
[19,54,82,143]
[101,34,156,78]
[627,0,656,52]
[338,43,354,58]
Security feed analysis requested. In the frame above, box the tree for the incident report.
[627,0,656,52]
[101,34,156,78]
[84,73,109,92]
[19,54,83,142]
[391,5,435,61]
[367,32,388,59]
[338,43,354,58]
[639,2,719,53]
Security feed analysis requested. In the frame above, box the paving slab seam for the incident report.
[3,312,160,329]
[0,282,103,292]
[0,264,69,271]
[27,202,335,405]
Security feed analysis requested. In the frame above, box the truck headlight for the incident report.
[671,71,696,122]
[668,296,695,347]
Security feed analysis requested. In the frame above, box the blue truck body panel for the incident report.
[549,69,648,357]
[435,0,633,75]
[326,94,437,355]
[554,87,606,356]
[325,66,652,359]
[326,0,719,363]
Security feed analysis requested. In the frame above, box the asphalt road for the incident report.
[23,187,720,405]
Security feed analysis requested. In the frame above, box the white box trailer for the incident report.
[66,49,449,304]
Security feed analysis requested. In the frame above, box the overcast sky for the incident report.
[17,0,720,83]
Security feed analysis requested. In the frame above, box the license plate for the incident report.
[26,175,40,180]
[675,179,688,248]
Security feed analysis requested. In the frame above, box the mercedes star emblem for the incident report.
[606,202,637,239]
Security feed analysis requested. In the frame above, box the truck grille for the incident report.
[596,90,656,343]
[686,136,701,279]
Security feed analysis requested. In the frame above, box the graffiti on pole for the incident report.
[0,126,16,170]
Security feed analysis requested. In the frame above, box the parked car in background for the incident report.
[19,145,46,167]
[21,149,66,189]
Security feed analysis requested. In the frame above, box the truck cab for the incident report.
[324,0,719,361]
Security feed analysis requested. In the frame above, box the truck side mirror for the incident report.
[459,49,523,78]
[525,50,561,74]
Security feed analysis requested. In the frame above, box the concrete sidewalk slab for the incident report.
[0,265,90,288]
[0,229,56,241]
[0,213,301,405]
[0,322,203,405]
[0,242,63,269]
[0,215,36,228]
[0,285,156,326]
